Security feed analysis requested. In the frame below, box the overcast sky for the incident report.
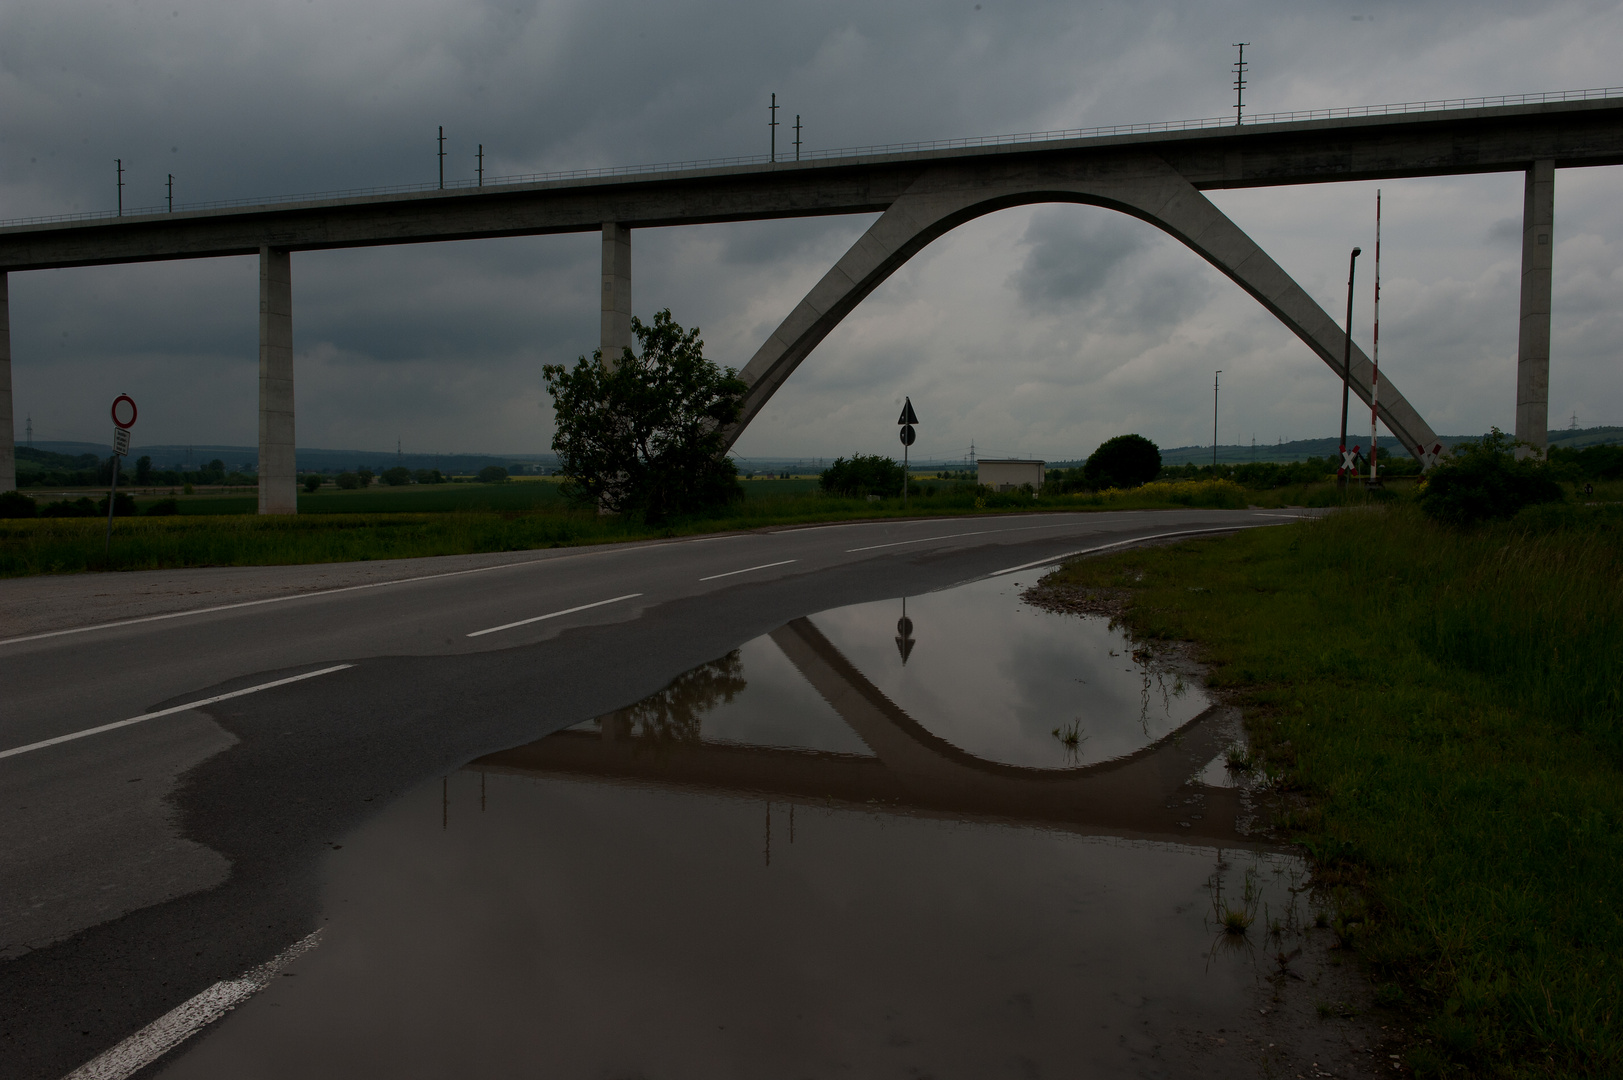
[3,0,1620,462]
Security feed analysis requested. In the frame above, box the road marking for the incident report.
[699,559,796,582]
[987,525,1271,578]
[846,519,1076,553]
[63,930,323,1080]
[466,593,642,638]
[0,665,354,762]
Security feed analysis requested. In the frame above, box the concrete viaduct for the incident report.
[2,94,1620,509]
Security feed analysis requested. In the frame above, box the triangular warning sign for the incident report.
[895,635,916,663]
[897,397,919,426]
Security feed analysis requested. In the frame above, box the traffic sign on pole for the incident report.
[105,395,137,555]
[897,398,919,426]
[898,424,916,447]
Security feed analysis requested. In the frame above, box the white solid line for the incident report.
[0,561,550,648]
[0,664,354,762]
[466,593,642,638]
[987,524,1269,578]
[63,930,323,1080]
[846,519,1077,553]
[699,559,796,582]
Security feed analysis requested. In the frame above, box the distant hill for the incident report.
[1155,427,1622,465]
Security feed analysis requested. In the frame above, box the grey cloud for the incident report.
[1010,208,1146,311]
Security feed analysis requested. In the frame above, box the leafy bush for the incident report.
[302,474,323,492]
[336,472,361,490]
[0,491,38,518]
[820,454,905,498]
[1419,429,1563,526]
[146,498,180,516]
[381,466,413,486]
[99,492,138,517]
[414,469,446,485]
[477,465,510,484]
[41,497,99,517]
[1083,434,1161,489]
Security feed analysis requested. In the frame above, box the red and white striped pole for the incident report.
[1369,189,1382,482]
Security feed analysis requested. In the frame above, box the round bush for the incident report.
[1083,434,1162,489]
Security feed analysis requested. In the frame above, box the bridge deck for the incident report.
[3,97,1622,272]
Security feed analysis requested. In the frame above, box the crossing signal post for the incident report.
[897,397,919,511]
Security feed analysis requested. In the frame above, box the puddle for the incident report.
[160,574,1306,1080]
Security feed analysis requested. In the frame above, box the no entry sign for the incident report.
[111,395,138,429]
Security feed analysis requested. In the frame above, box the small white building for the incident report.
[976,459,1046,493]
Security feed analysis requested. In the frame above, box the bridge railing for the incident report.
[5,85,1620,230]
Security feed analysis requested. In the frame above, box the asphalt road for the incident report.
[0,508,1303,1080]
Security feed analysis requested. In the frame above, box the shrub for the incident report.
[336,472,361,490]
[302,474,323,492]
[381,466,413,486]
[0,491,38,518]
[413,468,446,485]
[356,468,375,487]
[820,454,904,498]
[98,492,138,517]
[477,465,510,484]
[146,498,180,516]
[1083,434,1161,489]
[1419,429,1563,526]
[41,497,100,517]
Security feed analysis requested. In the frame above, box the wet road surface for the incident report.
[0,509,1309,1078]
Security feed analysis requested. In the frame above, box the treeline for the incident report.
[16,449,254,488]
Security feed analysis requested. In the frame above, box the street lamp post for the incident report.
[1212,371,1222,467]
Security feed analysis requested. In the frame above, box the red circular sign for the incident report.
[111,395,138,429]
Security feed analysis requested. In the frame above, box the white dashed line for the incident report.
[699,559,797,582]
[466,593,642,638]
[0,664,355,762]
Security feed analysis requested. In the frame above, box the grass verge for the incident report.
[1,479,1377,578]
[1039,502,1622,1078]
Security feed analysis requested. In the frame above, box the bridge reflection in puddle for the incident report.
[160,576,1307,1080]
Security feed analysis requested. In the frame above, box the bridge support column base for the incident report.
[0,273,13,495]
[258,246,296,514]
[1516,159,1554,457]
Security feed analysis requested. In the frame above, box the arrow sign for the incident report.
[897,397,919,426]
[895,612,916,664]
[899,424,916,447]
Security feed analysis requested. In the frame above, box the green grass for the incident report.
[1040,502,1623,1078]
[0,478,1418,578]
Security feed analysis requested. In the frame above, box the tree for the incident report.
[477,465,509,484]
[543,309,746,520]
[1083,434,1162,489]
[135,455,153,484]
[381,466,413,486]
[820,454,905,498]
[302,474,323,492]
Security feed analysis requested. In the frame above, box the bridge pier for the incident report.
[600,222,632,369]
[0,273,13,495]
[258,246,296,514]
[1516,159,1554,456]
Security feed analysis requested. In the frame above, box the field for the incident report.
[1041,502,1623,1078]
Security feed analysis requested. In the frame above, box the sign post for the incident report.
[897,397,919,512]
[107,395,137,554]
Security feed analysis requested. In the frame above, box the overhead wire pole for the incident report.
[166,173,174,213]
[769,94,779,162]
[115,159,123,216]
[1337,246,1362,488]
[437,126,446,189]
[1212,370,1222,466]
[477,144,483,187]
[1232,43,1249,125]
[794,115,802,161]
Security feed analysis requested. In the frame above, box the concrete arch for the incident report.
[725,153,1441,459]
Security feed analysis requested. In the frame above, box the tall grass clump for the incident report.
[1040,501,1623,1078]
